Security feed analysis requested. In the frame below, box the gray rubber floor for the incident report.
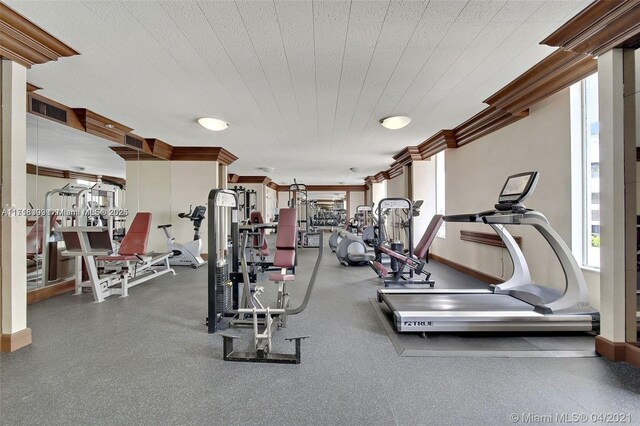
[2,238,640,425]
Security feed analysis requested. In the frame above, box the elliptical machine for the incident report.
[158,205,207,268]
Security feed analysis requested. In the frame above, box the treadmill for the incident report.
[377,171,599,333]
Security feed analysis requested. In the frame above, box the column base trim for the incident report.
[595,335,640,367]
[1,328,32,352]
[27,279,75,304]
[625,343,640,368]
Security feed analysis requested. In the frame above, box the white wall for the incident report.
[370,181,387,208]
[386,175,405,199]
[264,186,277,222]
[125,161,173,254]
[277,191,289,210]
[126,161,219,254]
[411,159,437,241]
[169,162,218,254]
[431,89,600,307]
[349,191,365,219]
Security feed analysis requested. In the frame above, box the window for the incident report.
[570,73,600,268]
[435,151,446,238]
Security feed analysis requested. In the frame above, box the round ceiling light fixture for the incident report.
[198,117,229,131]
[380,115,411,130]
[259,166,275,173]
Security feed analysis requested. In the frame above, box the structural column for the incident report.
[0,60,31,352]
[596,49,636,354]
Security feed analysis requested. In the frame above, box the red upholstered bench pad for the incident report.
[269,273,295,282]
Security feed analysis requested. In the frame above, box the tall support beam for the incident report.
[1,59,31,352]
[622,49,637,343]
[597,49,634,345]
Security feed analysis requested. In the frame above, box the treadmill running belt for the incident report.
[381,293,595,332]
[383,293,533,313]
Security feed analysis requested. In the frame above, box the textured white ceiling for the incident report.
[11,0,591,184]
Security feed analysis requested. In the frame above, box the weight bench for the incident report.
[61,212,175,302]
[370,214,443,287]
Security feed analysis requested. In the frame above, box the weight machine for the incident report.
[288,180,319,248]
[231,185,257,223]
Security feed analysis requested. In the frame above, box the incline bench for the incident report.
[61,212,175,302]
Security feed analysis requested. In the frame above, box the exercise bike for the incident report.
[158,205,207,268]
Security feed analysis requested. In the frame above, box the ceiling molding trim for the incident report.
[484,49,597,115]
[26,163,125,187]
[227,173,240,183]
[454,107,529,148]
[230,175,272,184]
[26,82,41,92]
[145,138,173,160]
[304,185,366,192]
[374,171,390,182]
[387,163,404,179]
[0,3,79,68]
[169,147,238,164]
[72,108,133,145]
[266,181,279,191]
[417,130,457,159]
[110,146,163,161]
[392,146,421,166]
[541,0,640,56]
[27,90,238,164]
[215,148,239,166]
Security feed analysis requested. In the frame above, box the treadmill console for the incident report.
[495,171,539,212]
[443,172,540,223]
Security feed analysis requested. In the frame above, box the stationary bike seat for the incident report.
[157,224,172,229]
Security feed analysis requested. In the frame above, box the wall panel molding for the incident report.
[460,230,522,248]
[0,3,79,68]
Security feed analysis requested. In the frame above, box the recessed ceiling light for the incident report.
[380,115,411,130]
[339,181,345,184]
[71,166,85,171]
[259,166,275,173]
[349,167,361,173]
[198,117,229,131]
